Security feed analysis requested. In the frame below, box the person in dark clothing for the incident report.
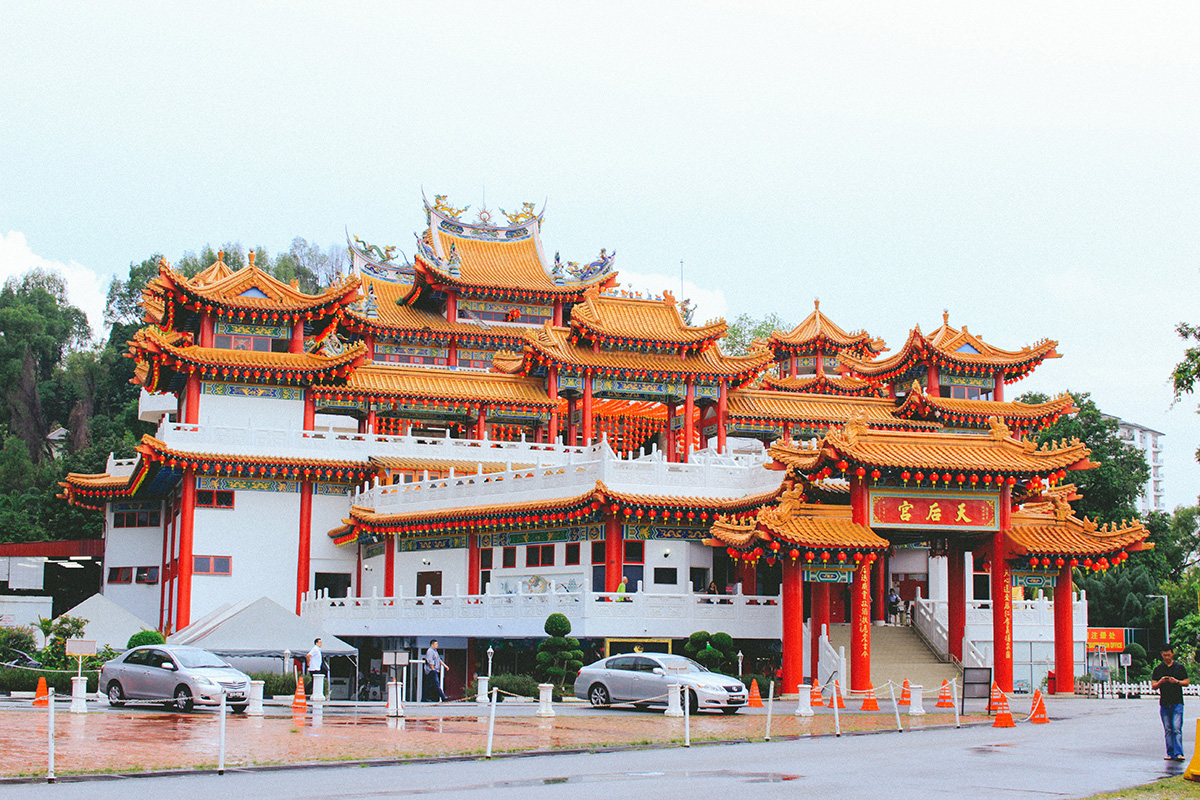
[1151,645,1190,761]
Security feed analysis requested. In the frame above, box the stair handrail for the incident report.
[910,593,953,662]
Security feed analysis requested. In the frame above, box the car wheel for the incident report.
[588,683,611,707]
[230,703,248,714]
[721,706,739,715]
[173,685,194,713]
[106,681,125,707]
[687,689,699,715]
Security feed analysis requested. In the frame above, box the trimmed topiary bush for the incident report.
[126,629,166,649]
[536,613,584,690]
[684,630,736,674]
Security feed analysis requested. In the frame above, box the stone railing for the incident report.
[301,582,783,640]
[911,592,1088,660]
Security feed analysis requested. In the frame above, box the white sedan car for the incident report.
[574,653,746,714]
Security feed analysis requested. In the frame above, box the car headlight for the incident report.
[195,677,218,688]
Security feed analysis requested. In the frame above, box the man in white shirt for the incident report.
[307,638,324,676]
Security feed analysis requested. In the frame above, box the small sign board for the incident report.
[64,639,96,657]
[382,651,409,667]
[1119,653,1133,667]
[961,667,993,713]
[1087,628,1125,651]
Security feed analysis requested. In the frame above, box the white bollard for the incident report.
[387,680,405,717]
[486,688,498,758]
[477,676,490,705]
[908,685,926,716]
[217,692,227,775]
[765,681,775,741]
[70,676,88,714]
[47,688,55,783]
[665,683,683,717]
[536,683,556,717]
[311,673,327,703]
[247,680,264,716]
[794,682,813,717]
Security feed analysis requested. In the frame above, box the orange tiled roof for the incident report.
[1007,507,1152,558]
[769,417,1094,477]
[344,286,529,349]
[127,326,367,392]
[596,481,783,513]
[345,488,599,528]
[143,254,360,324]
[840,314,1059,383]
[570,288,727,347]
[137,435,371,473]
[330,364,555,408]
[709,501,887,551]
[769,300,887,356]
[507,323,775,386]
[726,390,938,431]
[893,383,1076,433]
[760,373,881,397]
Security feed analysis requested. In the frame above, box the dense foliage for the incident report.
[0,239,343,543]
[535,613,584,689]
[683,630,736,673]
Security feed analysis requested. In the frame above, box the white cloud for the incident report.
[609,269,728,326]
[0,231,108,342]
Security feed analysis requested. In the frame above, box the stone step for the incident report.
[822,623,961,694]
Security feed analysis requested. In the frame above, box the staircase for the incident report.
[825,624,960,695]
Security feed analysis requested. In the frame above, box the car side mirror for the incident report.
[160,661,176,670]
[652,667,665,675]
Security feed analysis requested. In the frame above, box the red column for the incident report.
[355,547,362,596]
[888,383,897,400]
[1054,565,1075,693]
[604,513,622,592]
[553,300,563,327]
[447,340,458,368]
[851,560,872,691]
[296,481,312,614]
[683,379,695,463]
[367,409,376,434]
[467,534,480,595]
[850,476,868,524]
[445,291,457,323]
[872,555,887,623]
[948,545,967,662]
[815,350,824,376]
[200,313,214,348]
[665,401,677,462]
[716,381,727,454]
[992,484,1014,692]
[475,406,487,440]
[926,363,939,396]
[736,561,757,595]
[548,367,559,443]
[365,334,375,362]
[158,500,170,632]
[993,373,1005,402]
[781,559,804,693]
[566,397,577,446]
[290,319,305,353]
[384,537,395,597]
[175,469,196,631]
[184,372,200,424]
[582,373,593,445]
[303,390,315,431]
[810,582,830,681]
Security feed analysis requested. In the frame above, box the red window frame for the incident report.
[565,542,581,566]
[107,566,133,584]
[196,490,235,509]
[624,541,645,564]
[193,555,232,575]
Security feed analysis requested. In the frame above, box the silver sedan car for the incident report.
[100,645,251,712]
[574,653,747,714]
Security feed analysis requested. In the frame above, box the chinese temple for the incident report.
[60,194,1151,698]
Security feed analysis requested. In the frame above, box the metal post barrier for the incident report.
[485,688,498,758]
[888,681,903,732]
[47,688,55,784]
[312,673,327,703]
[665,683,683,717]
[536,683,555,718]
[951,679,960,728]
[477,676,489,705]
[765,680,775,741]
[831,680,841,737]
[70,675,88,714]
[218,691,227,775]
[908,685,926,716]
[248,680,264,716]
[682,685,690,747]
[386,680,404,718]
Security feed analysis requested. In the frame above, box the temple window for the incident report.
[196,490,234,509]
[107,567,133,583]
[113,508,161,527]
[565,542,581,565]
[526,544,555,567]
[213,333,290,353]
[624,541,644,564]
[502,546,517,568]
[193,555,232,575]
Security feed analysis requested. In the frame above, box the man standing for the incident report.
[424,639,447,702]
[307,638,324,677]
[616,575,628,601]
[1151,645,1190,761]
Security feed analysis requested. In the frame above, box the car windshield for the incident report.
[657,656,708,674]
[172,649,229,669]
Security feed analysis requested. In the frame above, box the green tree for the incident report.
[722,313,790,357]
[1017,391,1149,524]
[535,613,584,690]
[1172,321,1200,462]
[683,630,736,673]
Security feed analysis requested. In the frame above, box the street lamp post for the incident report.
[1148,594,1170,647]
[487,645,495,678]
[737,650,744,676]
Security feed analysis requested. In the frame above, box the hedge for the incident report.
[0,668,98,694]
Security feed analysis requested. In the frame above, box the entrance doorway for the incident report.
[416,571,442,599]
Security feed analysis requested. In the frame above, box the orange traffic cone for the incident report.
[810,679,825,707]
[1029,690,1049,724]
[990,681,1003,712]
[935,679,954,708]
[898,678,911,706]
[33,676,49,707]
[860,684,880,711]
[748,679,764,708]
[832,680,846,709]
[992,689,1016,728]
[291,674,307,710]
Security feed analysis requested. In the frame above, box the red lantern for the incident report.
[855,467,866,478]
[805,552,815,561]
[837,460,849,472]
[1055,558,1065,567]
[789,549,800,560]
[914,472,924,482]
[1069,558,1078,567]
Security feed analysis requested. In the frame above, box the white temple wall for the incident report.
[360,546,387,596]
[102,520,164,626]
[394,544,468,597]
[309,489,356,585]
[197,388,304,431]
[188,489,300,619]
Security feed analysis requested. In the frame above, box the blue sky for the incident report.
[2,1,1198,508]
